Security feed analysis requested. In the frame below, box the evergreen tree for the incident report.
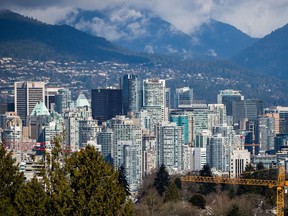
[199,164,216,194]
[15,177,48,216]
[118,164,131,196]
[154,164,170,196]
[0,144,24,215]
[174,177,182,189]
[43,136,74,215]
[65,145,134,215]
[164,182,180,202]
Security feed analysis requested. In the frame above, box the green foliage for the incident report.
[154,164,170,196]
[0,144,24,215]
[15,177,48,216]
[189,194,206,209]
[65,145,133,215]
[199,164,216,195]
[118,164,131,196]
[174,177,182,189]
[164,182,180,202]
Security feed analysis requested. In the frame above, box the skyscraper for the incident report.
[14,81,45,126]
[141,79,166,133]
[121,74,142,115]
[217,89,243,117]
[54,88,72,114]
[91,89,122,124]
[232,99,263,124]
[156,121,184,173]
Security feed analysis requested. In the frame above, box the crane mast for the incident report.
[181,166,288,216]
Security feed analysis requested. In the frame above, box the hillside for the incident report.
[233,23,288,78]
[61,9,257,59]
[0,10,148,63]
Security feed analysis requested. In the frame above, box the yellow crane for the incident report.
[181,166,288,216]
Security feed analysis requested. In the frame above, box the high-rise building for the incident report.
[91,89,122,124]
[45,87,61,112]
[170,114,193,145]
[156,121,184,173]
[14,81,45,126]
[143,79,166,118]
[97,128,114,163]
[78,118,101,149]
[232,99,263,124]
[110,116,142,191]
[257,116,275,154]
[175,87,193,108]
[121,74,142,115]
[217,89,243,117]
[54,88,72,114]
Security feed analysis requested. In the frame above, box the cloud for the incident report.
[1,0,288,37]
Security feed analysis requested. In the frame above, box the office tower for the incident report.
[175,87,193,108]
[156,121,184,173]
[55,88,72,114]
[111,116,142,191]
[217,89,243,117]
[121,74,142,115]
[97,128,114,163]
[14,81,45,126]
[91,89,122,124]
[170,114,193,145]
[78,118,101,149]
[232,99,263,124]
[230,149,250,178]
[257,116,275,154]
[45,87,61,112]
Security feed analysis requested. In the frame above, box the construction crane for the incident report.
[181,166,288,216]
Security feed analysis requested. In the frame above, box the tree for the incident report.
[164,182,180,202]
[0,144,24,215]
[65,145,134,215]
[189,194,206,209]
[43,136,74,215]
[118,164,130,196]
[199,164,216,194]
[15,177,48,216]
[174,177,182,189]
[154,164,170,196]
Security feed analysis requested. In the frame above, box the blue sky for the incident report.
[1,0,288,37]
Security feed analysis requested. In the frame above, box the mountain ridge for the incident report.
[0,10,149,63]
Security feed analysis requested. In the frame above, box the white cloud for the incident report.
[2,0,288,37]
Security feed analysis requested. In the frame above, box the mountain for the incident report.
[0,10,148,63]
[61,8,257,59]
[233,23,288,78]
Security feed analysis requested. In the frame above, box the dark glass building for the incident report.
[120,74,142,115]
[91,89,122,124]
